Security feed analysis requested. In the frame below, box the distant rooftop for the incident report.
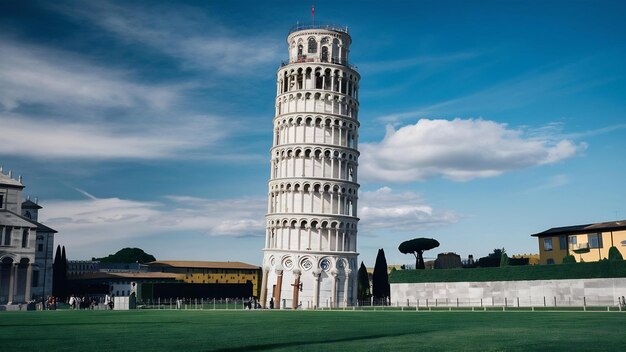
[147,260,260,270]
[71,272,182,280]
[531,220,626,237]
[22,199,42,209]
[289,22,349,35]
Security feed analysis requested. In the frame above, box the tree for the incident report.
[357,262,370,302]
[477,248,504,267]
[60,246,68,300]
[372,249,390,303]
[94,247,156,263]
[562,255,576,264]
[398,238,440,269]
[499,250,510,266]
[52,245,61,298]
[608,246,624,261]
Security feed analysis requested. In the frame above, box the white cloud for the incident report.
[41,194,267,250]
[358,187,459,232]
[360,118,586,182]
[0,39,179,110]
[0,113,225,159]
[51,1,281,75]
[527,174,570,192]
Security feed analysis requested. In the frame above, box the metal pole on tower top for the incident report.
[312,3,315,26]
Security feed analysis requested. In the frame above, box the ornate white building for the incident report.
[0,168,56,307]
[260,23,360,309]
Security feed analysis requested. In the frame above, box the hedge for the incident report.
[388,260,626,284]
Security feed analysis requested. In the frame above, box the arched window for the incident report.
[308,38,317,54]
[297,45,303,58]
[321,47,329,62]
[24,211,32,219]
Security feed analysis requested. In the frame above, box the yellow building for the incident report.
[146,261,261,296]
[532,220,626,264]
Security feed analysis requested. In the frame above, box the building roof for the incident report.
[18,215,57,233]
[531,220,626,237]
[147,260,260,270]
[0,210,38,228]
[22,199,42,209]
[0,172,24,188]
[71,272,183,280]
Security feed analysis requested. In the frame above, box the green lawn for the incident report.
[1,310,625,351]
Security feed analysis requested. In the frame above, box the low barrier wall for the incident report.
[391,278,626,307]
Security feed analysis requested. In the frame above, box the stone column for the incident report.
[313,270,321,309]
[343,269,352,307]
[7,264,16,304]
[291,270,301,309]
[274,269,283,309]
[259,267,269,308]
[24,264,32,302]
[330,270,338,308]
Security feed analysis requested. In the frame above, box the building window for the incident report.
[547,259,555,265]
[2,226,12,246]
[38,243,44,252]
[559,235,567,250]
[0,194,4,208]
[569,236,577,246]
[588,233,603,249]
[543,238,553,251]
[24,210,32,219]
[22,229,29,248]
[308,37,317,54]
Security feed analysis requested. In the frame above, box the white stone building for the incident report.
[0,169,56,306]
[260,23,360,309]
[21,199,56,301]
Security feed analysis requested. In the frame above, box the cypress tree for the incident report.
[372,249,390,304]
[357,262,370,302]
[500,251,510,266]
[608,246,624,261]
[61,246,67,300]
[52,245,61,297]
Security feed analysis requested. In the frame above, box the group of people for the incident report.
[244,297,261,309]
[67,294,114,310]
[68,294,98,309]
[44,296,58,310]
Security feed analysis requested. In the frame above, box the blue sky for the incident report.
[1,0,625,267]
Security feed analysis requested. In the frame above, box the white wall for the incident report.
[391,278,626,307]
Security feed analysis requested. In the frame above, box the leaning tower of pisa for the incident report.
[260,23,360,309]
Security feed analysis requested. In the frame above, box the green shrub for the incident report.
[608,246,624,261]
[388,260,626,283]
[562,255,576,264]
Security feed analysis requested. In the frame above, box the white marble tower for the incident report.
[260,23,360,309]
